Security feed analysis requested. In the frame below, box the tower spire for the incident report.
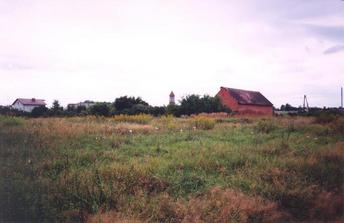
[169,91,175,105]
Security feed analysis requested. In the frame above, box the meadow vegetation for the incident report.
[0,114,343,222]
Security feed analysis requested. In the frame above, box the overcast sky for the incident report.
[0,0,343,108]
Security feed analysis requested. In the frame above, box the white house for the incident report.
[12,98,46,112]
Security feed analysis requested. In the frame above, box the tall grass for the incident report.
[112,114,153,124]
[0,115,343,222]
[191,116,216,130]
[0,115,24,126]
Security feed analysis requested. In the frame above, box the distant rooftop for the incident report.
[12,98,46,106]
[221,87,273,106]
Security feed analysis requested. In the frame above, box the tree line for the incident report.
[0,95,230,117]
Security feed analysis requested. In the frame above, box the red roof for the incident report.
[12,98,46,106]
[222,87,273,106]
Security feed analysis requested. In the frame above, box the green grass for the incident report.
[0,116,343,222]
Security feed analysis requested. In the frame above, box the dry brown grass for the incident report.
[86,187,290,223]
[183,187,289,223]
[87,211,142,223]
[114,123,154,134]
[23,117,156,138]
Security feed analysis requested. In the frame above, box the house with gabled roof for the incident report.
[11,98,46,113]
[217,87,273,115]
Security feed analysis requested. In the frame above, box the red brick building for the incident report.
[216,87,273,116]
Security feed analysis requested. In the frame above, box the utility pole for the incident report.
[341,87,343,109]
[303,95,309,112]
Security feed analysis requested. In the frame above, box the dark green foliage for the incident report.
[113,96,151,115]
[280,103,297,111]
[31,106,48,117]
[166,104,182,117]
[51,100,63,116]
[114,96,148,111]
[179,95,230,115]
[88,103,110,116]
[150,106,166,116]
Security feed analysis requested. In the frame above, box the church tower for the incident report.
[169,91,175,105]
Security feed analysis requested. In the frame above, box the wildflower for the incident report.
[180,129,183,132]
[155,126,159,130]
[193,126,196,130]
[129,129,133,134]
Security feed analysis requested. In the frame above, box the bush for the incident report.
[31,106,48,117]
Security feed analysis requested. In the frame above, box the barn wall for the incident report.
[216,87,238,110]
[216,87,273,116]
[236,104,273,116]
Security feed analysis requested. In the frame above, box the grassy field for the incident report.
[0,114,343,222]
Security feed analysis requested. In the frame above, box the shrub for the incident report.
[31,106,48,117]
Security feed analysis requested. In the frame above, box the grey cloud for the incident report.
[323,45,344,54]
[303,24,344,43]
[246,0,344,20]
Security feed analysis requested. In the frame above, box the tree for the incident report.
[178,95,229,115]
[51,100,63,115]
[150,106,166,116]
[113,96,150,114]
[280,103,297,111]
[76,105,86,114]
[88,103,110,116]
[166,104,181,117]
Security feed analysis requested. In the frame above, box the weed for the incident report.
[254,119,277,134]
[191,116,216,130]
[112,114,153,124]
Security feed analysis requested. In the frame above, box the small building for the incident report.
[216,87,273,115]
[12,98,46,112]
[67,100,95,110]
